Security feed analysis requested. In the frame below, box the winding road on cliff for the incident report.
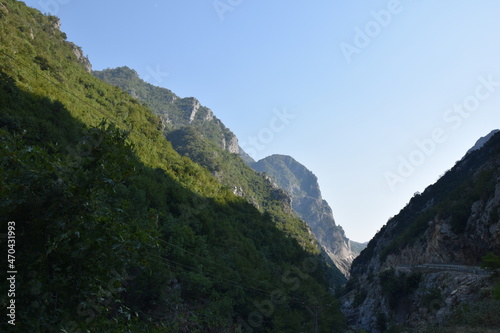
[396,263,491,275]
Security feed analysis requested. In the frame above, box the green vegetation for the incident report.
[402,297,500,333]
[93,66,235,153]
[375,312,388,331]
[93,67,329,258]
[94,65,347,284]
[0,1,346,331]
[446,300,500,330]
[422,288,444,312]
[352,288,368,308]
[166,128,335,257]
[481,253,500,274]
[379,269,421,310]
[493,284,500,301]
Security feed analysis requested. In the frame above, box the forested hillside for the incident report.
[93,67,347,283]
[0,1,346,331]
[93,67,240,154]
[92,67,330,259]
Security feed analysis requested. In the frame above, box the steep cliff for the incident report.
[252,154,363,277]
[345,131,500,332]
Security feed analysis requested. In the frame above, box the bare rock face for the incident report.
[68,42,92,73]
[347,200,499,331]
[343,269,492,332]
[252,154,362,278]
[188,99,201,123]
[0,2,9,16]
[51,17,61,30]
[466,129,500,155]
[223,134,239,154]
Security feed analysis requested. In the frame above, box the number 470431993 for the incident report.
[7,221,16,271]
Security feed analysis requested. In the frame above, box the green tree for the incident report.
[481,252,500,273]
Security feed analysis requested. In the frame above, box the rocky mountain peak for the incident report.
[251,154,364,277]
[466,129,499,155]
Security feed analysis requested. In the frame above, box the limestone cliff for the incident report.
[68,42,92,73]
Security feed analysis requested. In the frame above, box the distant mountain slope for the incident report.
[252,154,364,277]
[345,131,500,332]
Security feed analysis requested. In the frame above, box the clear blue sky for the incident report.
[25,0,500,242]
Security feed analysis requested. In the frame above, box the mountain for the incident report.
[93,67,347,284]
[0,1,347,331]
[93,67,239,154]
[466,129,500,155]
[343,131,500,332]
[251,154,364,277]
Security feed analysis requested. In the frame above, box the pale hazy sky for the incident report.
[25,0,500,242]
